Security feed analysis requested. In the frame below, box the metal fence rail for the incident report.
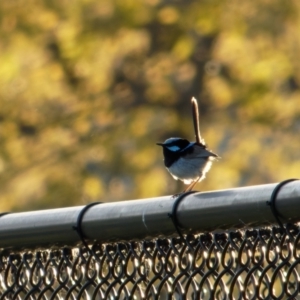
[0,181,300,299]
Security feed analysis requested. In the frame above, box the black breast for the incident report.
[163,148,181,167]
[162,143,195,168]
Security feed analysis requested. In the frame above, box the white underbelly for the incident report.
[167,157,213,184]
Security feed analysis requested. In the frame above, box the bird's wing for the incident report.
[190,143,219,159]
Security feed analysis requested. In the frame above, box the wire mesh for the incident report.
[1,225,300,300]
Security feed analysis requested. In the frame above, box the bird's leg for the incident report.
[172,177,201,197]
[184,177,200,192]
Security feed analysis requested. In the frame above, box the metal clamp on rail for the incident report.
[168,191,197,241]
[0,213,10,218]
[73,202,101,254]
[267,179,298,230]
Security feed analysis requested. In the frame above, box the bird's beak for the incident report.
[156,142,163,146]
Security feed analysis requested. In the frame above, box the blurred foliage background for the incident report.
[0,0,300,211]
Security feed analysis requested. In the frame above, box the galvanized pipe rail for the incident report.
[0,181,299,249]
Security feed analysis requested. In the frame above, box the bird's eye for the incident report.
[166,145,180,151]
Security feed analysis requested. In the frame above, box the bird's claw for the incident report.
[171,193,183,198]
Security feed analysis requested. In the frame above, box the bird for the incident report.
[157,137,219,192]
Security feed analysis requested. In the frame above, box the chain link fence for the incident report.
[1,224,300,299]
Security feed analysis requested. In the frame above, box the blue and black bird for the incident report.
[157,137,219,192]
